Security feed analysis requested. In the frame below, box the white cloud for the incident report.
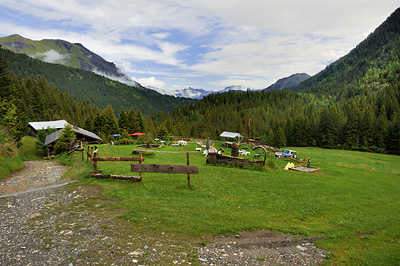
[34,49,70,64]
[0,0,399,90]
[137,76,166,89]
[151,32,171,39]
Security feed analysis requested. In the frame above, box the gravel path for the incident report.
[0,160,328,265]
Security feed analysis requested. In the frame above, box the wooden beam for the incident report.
[91,173,142,181]
[133,149,198,154]
[131,164,199,174]
[92,157,145,162]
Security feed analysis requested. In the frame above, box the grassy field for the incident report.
[4,138,400,265]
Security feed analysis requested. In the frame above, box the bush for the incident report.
[0,125,17,158]
[266,158,277,169]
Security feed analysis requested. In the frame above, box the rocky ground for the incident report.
[0,161,327,265]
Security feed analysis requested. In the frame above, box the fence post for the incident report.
[187,152,190,187]
[139,151,142,181]
[90,146,94,165]
[94,151,99,173]
[80,141,84,160]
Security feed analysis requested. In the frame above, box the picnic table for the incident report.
[178,140,187,146]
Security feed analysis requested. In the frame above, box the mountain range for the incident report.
[151,77,310,99]
[150,85,247,99]
[0,35,309,100]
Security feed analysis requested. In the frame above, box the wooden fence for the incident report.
[89,148,199,187]
[130,151,198,187]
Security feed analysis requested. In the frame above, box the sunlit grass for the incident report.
[56,142,400,265]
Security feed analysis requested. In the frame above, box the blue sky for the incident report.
[0,1,399,91]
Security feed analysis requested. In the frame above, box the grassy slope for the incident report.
[0,136,40,179]
[2,139,399,265]
[58,142,400,265]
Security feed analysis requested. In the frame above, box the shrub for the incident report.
[0,125,17,158]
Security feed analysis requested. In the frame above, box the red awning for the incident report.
[130,132,146,136]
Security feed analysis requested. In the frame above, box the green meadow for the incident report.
[3,138,400,265]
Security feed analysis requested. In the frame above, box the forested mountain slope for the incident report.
[1,47,156,144]
[151,8,400,155]
[293,8,400,98]
[264,73,310,91]
[0,34,127,79]
[1,48,194,115]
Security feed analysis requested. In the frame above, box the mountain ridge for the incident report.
[292,8,400,96]
[0,47,194,115]
[264,73,310,91]
[0,34,129,80]
[151,85,247,99]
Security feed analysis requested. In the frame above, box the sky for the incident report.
[0,1,399,91]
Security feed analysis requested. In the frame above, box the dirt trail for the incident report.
[0,161,69,195]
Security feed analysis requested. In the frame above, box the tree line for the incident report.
[0,47,150,146]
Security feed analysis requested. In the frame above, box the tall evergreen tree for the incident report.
[135,110,145,133]
[343,100,362,149]
[386,112,400,154]
[273,127,287,148]
[319,105,340,148]
[100,104,119,136]
[0,46,13,100]
[118,106,130,132]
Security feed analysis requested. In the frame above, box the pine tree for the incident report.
[273,127,287,148]
[118,106,130,132]
[135,110,145,133]
[53,124,77,154]
[343,100,361,149]
[100,105,119,136]
[319,106,340,148]
[0,47,13,99]
[127,108,136,133]
[373,106,388,149]
[360,103,376,148]
[291,113,310,147]
[386,112,400,154]
[157,123,168,138]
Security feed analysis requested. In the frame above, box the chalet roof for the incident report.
[220,131,244,143]
[29,120,68,131]
[220,131,243,139]
[44,126,102,146]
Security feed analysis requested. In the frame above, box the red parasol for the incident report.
[130,132,146,136]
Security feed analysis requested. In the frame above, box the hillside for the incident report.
[151,8,400,155]
[0,34,128,79]
[1,48,194,115]
[293,8,400,97]
[264,73,310,91]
